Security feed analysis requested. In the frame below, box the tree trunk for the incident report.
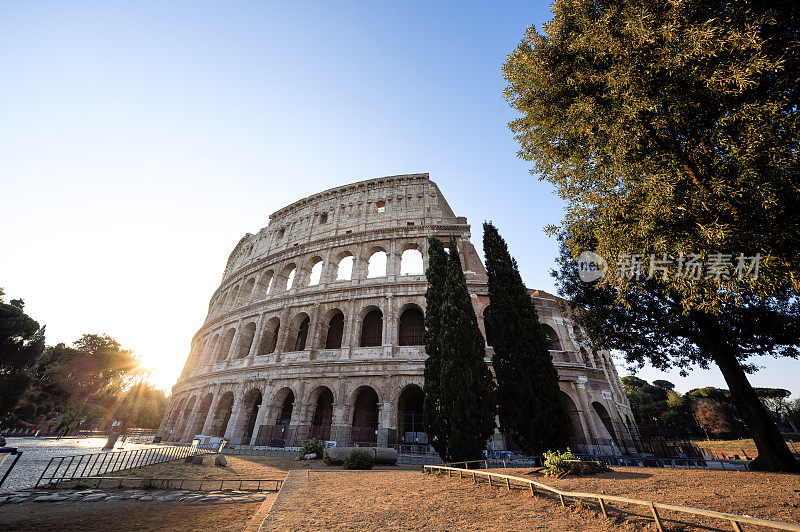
[698,315,800,472]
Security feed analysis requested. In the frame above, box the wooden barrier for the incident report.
[423,464,800,532]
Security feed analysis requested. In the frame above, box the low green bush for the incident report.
[342,448,374,470]
[542,448,577,476]
[298,438,325,459]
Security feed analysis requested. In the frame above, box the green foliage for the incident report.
[542,448,577,476]
[652,380,675,391]
[342,448,374,470]
[424,236,496,462]
[621,376,647,394]
[298,438,325,459]
[0,292,45,417]
[482,222,569,455]
[504,0,800,309]
[423,237,448,459]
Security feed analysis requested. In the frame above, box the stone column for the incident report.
[224,389,245,443]
[574,377,601,444]
[200,393,222,436]
[377,398,390,447]
[249,313,267,357]
[250,394,271,446]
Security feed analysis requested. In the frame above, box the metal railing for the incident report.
[49,476,283,492]
[423,463,800,532]
[36,442,221,487]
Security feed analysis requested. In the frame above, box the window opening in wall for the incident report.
[336,255,354,280]
[345,230,352,234]
[277,228,285,239]
[367,251,387,278]
[294,317,310,351]
[407,222,414,226]
[308,260,323,286]
[399,308,424,345]
[266,275,274,295]
[285,268,296,290]
[400,248,424,275]
[325,312,344,349]
[375,200,386,213]
[360,310,383,347]
[319,212,328,224]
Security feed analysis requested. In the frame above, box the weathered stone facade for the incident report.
[158,173,639,454]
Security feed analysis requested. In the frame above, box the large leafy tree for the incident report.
[425,237,496,462]
[0,291,46,416]
[483,222,569,454]
[554,238,800,471]
[504,0,800,309]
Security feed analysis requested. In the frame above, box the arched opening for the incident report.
[580,347,590,367]
[559,392,586,448]
[216,292,228,312]
[210,392,235,437]
[400,248,424,275]
[167,397,187,440]
[367,250,387,278]
[227,285,240,309]
[204,335,219,365]
[217,328,236,362]
[285,268,296,290]
[336,254,354,281]
[257,318,280,355]
[238,390,262,445]
[276,390,294,425]
[309,387,334,440]
[266,388,295,446]
[360,309,383,347]
[483,306,494,347]
[592,401,620,447]
[325,312,345,349]
[293,316,310,351]
[257,270,275,297]
[191,394,213,437]
[398,307,424,346]
[541,324,562,351]
[239,277,255,304]
[308,258,323,286]
[397,385,425,443]
[351,386,379,444]
[237,322,257,358]
[174,396,196,440]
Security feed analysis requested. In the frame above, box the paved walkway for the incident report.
[256,469,309,531]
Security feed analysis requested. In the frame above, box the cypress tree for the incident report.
[422,237,448,459]
[436,236,496,462]
[483,222,570,455]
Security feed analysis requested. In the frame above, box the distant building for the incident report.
[158,173,639,454]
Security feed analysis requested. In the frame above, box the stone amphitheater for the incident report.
[158,173,639,455]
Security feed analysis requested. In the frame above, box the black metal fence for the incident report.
[36,442,221,487]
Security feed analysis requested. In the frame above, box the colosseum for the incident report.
[158,173,639,456]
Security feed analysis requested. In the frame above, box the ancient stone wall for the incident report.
[159,174,639,455]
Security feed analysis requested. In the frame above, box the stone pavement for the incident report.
[0,488,272,505]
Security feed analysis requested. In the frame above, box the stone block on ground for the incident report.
[323,446,398,465]
[214,454,227,467]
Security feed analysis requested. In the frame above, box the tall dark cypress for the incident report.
[483,222,570,454]
[422,237,448,459]
[436,236,496,462]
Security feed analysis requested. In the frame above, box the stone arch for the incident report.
[273,387,295,425]
[591,401,619,446]
[285,312,311,351]
[400,246,424,276]
[236,388,263,445]
[281,263,297,291]
[173,395,196,440]
[308,386,335,440]
[307,256,324,286]
[482,305,494,347]
[257,317,281,355]
[351,385,379,444]
[217,328,236,362]
[239,277,256,305]
[559,392,587,447]
[257,269,275,298]
[580,347,590,366]
[398,304,424,346]
[334,251,354,281]
[237,322,257,358]
[541,323,562,351]
[209,391,235,437]
[191,393,213,437]
[320,308,345,349]
[397,384,424,442]
[359,307,383,347]
[227,284,241,309]
[204,334,219,365]
[216,292,228,312]
[366,246,388,278]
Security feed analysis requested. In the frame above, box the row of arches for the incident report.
[164,383,426,446]
[191,306,425,367]
[209,246,425,317]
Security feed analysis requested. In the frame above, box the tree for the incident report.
[652,380,676,391]
[423,237,449,459]
[553,237,800,471]
[753,388,792,423]
[503,0,800,309]
[426,236,496,462]
[694,400,733,435]
[0,292,45,416]
[482,222,569,454]
[621,376,647,394]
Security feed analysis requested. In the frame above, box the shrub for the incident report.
[298,438,325,459]
[342,448,374,470]
[543,448,577,476]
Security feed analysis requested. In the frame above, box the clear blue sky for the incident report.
[1,1,797,397]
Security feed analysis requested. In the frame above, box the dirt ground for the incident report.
[499,466,800,529]
[0,500,263,531]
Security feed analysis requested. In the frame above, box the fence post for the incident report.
[649,502,664,532]
[505,478,510,491]
[528,482,534,496]
[598,497,607,518]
